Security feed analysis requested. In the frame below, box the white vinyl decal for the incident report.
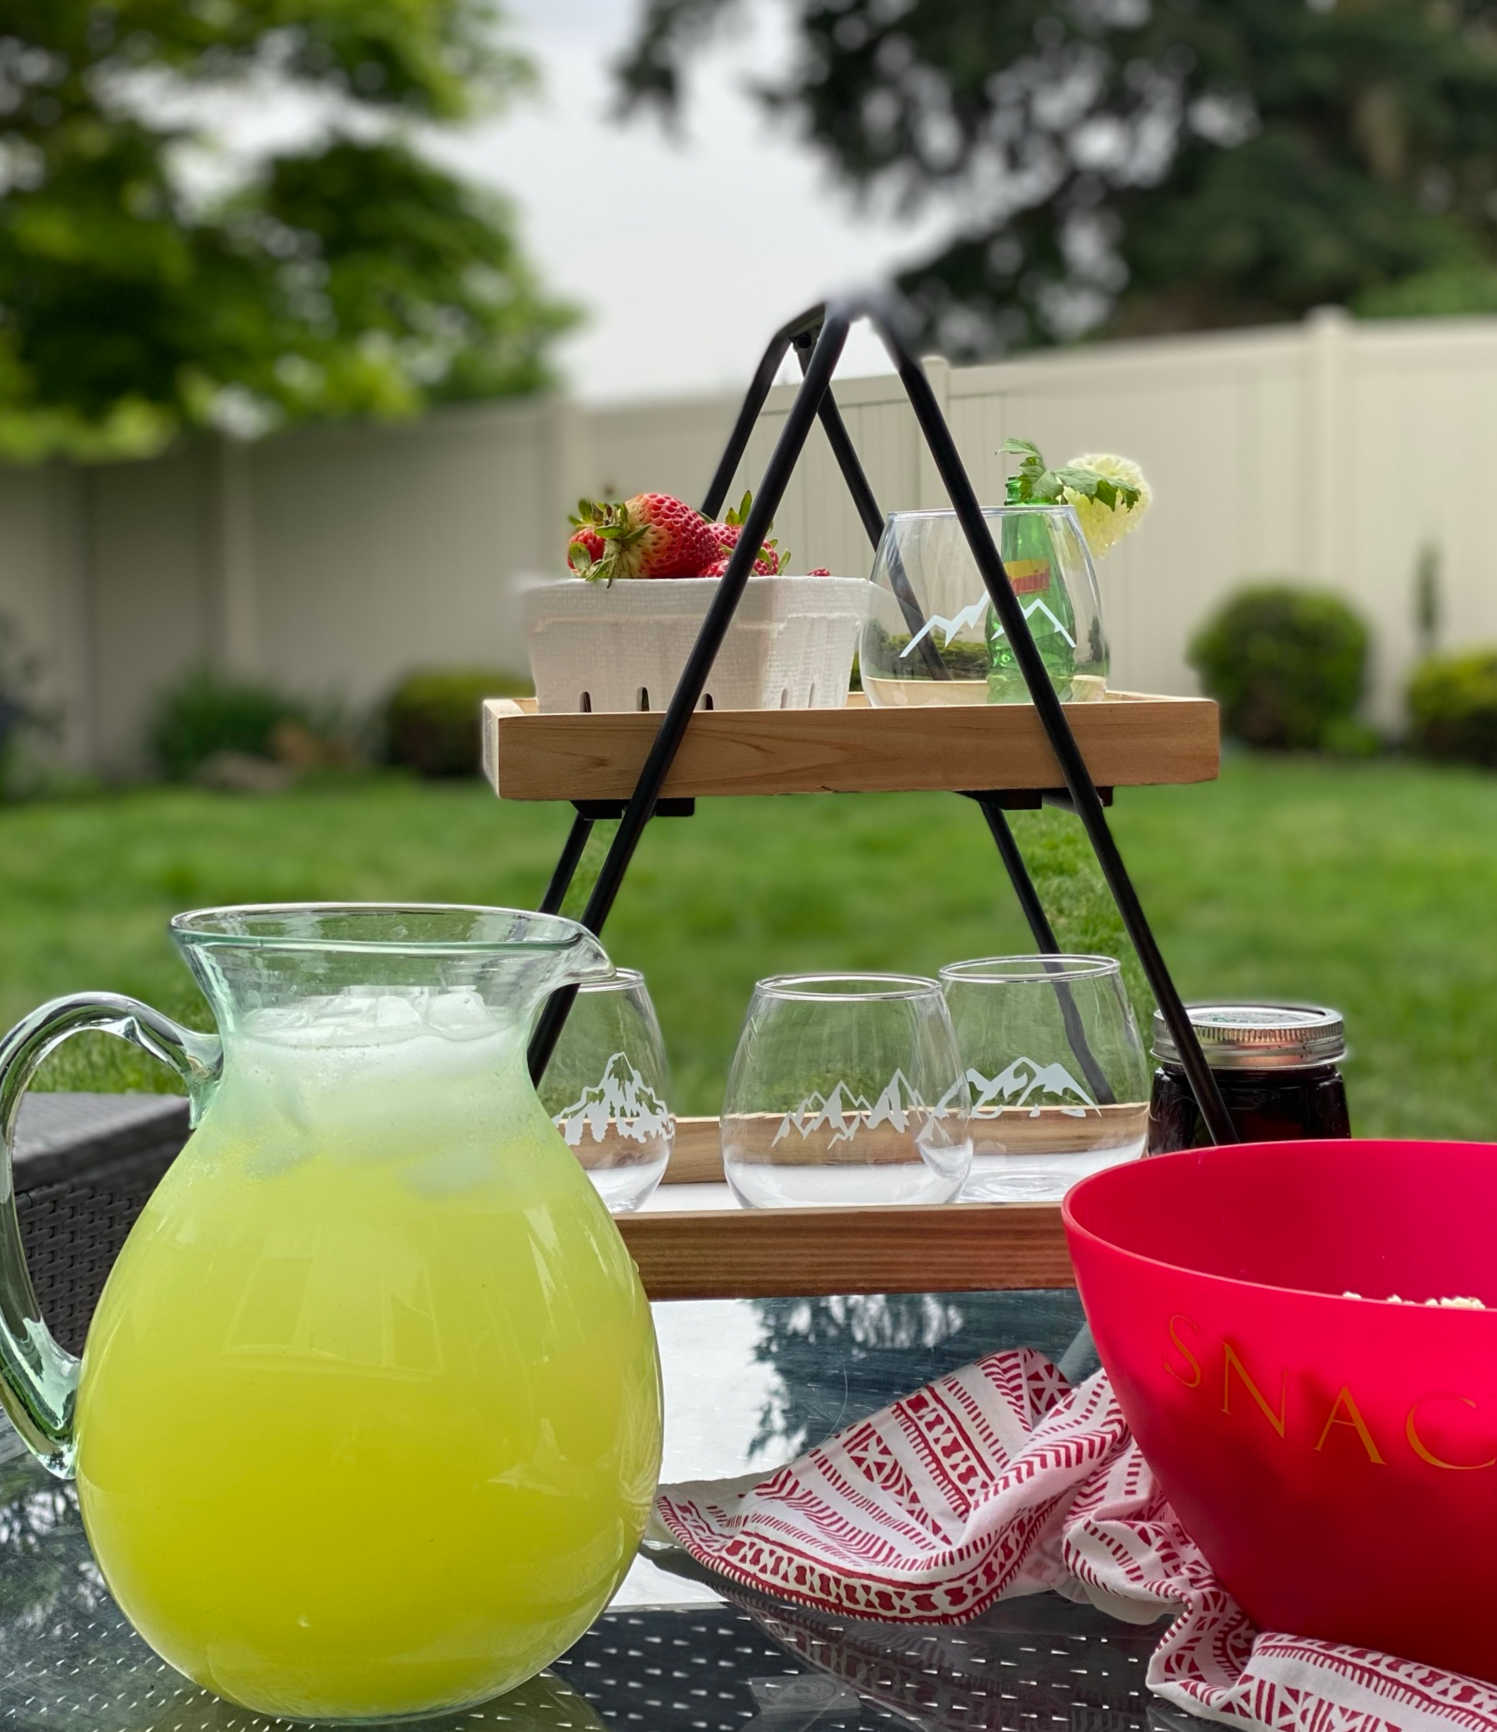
[555,1051,673,1146]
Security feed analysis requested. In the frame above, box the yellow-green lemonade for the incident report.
[74,992,662,1722]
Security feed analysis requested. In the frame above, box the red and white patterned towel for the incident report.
[652,1350,1497,1732]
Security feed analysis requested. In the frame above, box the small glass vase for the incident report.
[537,966,674,1214]
[860,506,1108,706]
[721,973,972,1209]
[939,954,1149,1202]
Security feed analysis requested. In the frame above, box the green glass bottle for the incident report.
[985,494,1078,703]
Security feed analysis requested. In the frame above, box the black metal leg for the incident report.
[786,327,1147,1122]
[793,332,882,545]
[700,305,829,520]
[868,305,1233,1144]
[539,812,594,917]
[528,311,857,1083]
[975,798,1060,950]
[972,796,1117,1108]
[790,337,947,678]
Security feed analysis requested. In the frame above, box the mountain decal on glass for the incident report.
[994,597,1076,648]
[902,594,1076,659]
[772,1070,927,1147]
[555,1050,673,1146]
[900,599,989,658]
[963,1056,1095,1118]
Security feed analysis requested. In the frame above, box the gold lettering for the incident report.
[1221,1340,1287,1437]
[1405,1396,1497,1471]
[1314,1386,1386,1464]
[1163,1314,1202,1389]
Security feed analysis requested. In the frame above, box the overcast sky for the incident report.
[423,0,963,400]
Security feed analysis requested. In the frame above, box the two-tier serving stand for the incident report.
[482,295,1232,1300]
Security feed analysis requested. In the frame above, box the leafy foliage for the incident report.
[1407,649,1497,767]
[382,666,532,778]
[0,3,576,460]
[149,668,313,780]
[1188,584,1370,752]
[1001,438,1139,510]
[0,613,57,798]
[618,2,1497,356]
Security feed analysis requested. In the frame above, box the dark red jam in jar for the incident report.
[1146,1003,1350,1153]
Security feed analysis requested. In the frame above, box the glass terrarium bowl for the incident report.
[860,505,1109,706]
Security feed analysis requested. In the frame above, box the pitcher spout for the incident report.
[457,910,612,1028]
[551,925,613,992]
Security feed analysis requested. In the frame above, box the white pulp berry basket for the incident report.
[524,576,871,713]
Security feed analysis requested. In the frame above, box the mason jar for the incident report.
[1146,1003,1349,1153]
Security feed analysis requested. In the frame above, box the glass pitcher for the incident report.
[0,904,664,1724]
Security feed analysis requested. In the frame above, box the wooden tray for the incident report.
[615,1118,1074,1301]
[483,691,1218,803]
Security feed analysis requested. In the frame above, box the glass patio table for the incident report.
[0,1284,1197,1732]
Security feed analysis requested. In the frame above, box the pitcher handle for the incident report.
[0,993,221,1476]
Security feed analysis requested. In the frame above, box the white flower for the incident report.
[1060,452,1152,559]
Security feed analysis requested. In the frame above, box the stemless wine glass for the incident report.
[938,955,1149,1202]
[538,967,674,1213]
[860,506,1108,706]
[722,973,972,1208]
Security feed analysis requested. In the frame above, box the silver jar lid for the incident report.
[1151,1003,1346,1071]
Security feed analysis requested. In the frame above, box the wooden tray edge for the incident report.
[619,1201,1073,1300]
[618,1117,1074,1301]
[491,689,1198,719]
[484,691,1219,801]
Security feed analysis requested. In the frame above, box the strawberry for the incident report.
[701,549,780,578]
[567,524,606,575]
[566,497,619,579]
[584,492,718,584]
[705,490,753,554]
[808,567,831,576]
[704,490,785,575]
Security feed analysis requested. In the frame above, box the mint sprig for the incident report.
[1000,438,1141,511]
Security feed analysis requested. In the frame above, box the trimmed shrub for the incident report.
[383,668,532,778]
[0,611,56,799]
[1407,649,1497,767]
[149,669,311,780]
[1187,584,1370,750]
[1319,716,1385,759]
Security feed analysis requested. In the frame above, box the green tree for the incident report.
[0,3,575,460]
[618,1,1497,356]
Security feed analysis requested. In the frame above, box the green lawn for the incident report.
[3,756,1495,1137]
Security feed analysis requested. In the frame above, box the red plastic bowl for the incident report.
[1063,1139,1497,1680]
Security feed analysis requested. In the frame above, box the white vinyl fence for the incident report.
[6,306,1496,774]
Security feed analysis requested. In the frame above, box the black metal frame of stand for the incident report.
[526,291,1234,1147]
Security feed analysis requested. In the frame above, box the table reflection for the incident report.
[0,1291,1174,1732]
